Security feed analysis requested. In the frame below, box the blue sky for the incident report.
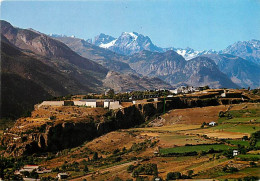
[1,0,260,50]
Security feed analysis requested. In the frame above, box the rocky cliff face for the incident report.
[1,97,228,157]
[1,103,160,157]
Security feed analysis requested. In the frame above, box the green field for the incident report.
[256,141,260,147]
[229,109,260,118]
[160,144,233,155]
[227,140,250,146]
[227,139,260,147]
[224,117,260,123]
[237,154,260,161]
[235,167,260,177]
[217,107,260,124]
[211,124,260,134]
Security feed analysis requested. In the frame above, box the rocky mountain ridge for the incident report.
[88,32,163,55]
[220,39,260,65]
[202,54,260,88]
[122,50,239,88]
[52,36,135,74]
[88,32,260,64]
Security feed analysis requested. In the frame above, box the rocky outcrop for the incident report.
[2,97,247,157]
[1,102,162,157]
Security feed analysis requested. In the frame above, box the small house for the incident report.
[233,150,239,156]
[57,173,68,180]
[154,178,162,181]
[104,99,114,108]
[209,121,216,126]
[73,100,86,106]
[154,151,159,156]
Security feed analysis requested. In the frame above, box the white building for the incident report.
[57,173,68,180]
[233,150,239,156]
[108,101,122,110]
[73,100,87,106]
[209,121,216,126]
[170,88,182,94]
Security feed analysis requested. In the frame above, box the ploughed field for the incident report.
[32,103,260,180]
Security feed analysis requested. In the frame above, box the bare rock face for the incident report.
[1,97,230,157]
[1,103,159,157]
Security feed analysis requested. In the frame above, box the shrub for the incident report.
[92,152,98,161]
[187,170,194,177]
[83,165,89,172]
[250,161,256,167]
[222,166,238,173]
[127,165,135,173]
[49,116,56,120]
[166,172,182,180]
[113,148,120,155]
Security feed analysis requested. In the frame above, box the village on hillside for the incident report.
[36,86,255,111]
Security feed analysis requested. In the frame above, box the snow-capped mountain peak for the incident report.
[90,32,163,55]
[100,39,117,48]
[163,47,217,60]
[220,39,260,64]
[122,32,139,41]
[91,33,116,46]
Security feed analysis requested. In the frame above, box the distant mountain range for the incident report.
[220,39,260,65]
[83,32,260,89]
[54,34,243,88]
[121,50,239,89]
[55,32,260,89]
[87,32,260,65]
[202,54,260,89]
[88,32,163,55]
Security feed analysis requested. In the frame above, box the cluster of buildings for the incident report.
[15,165,51,177]
[38,99,122,110]
[170,86,204,94]
[14,165,69,180]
